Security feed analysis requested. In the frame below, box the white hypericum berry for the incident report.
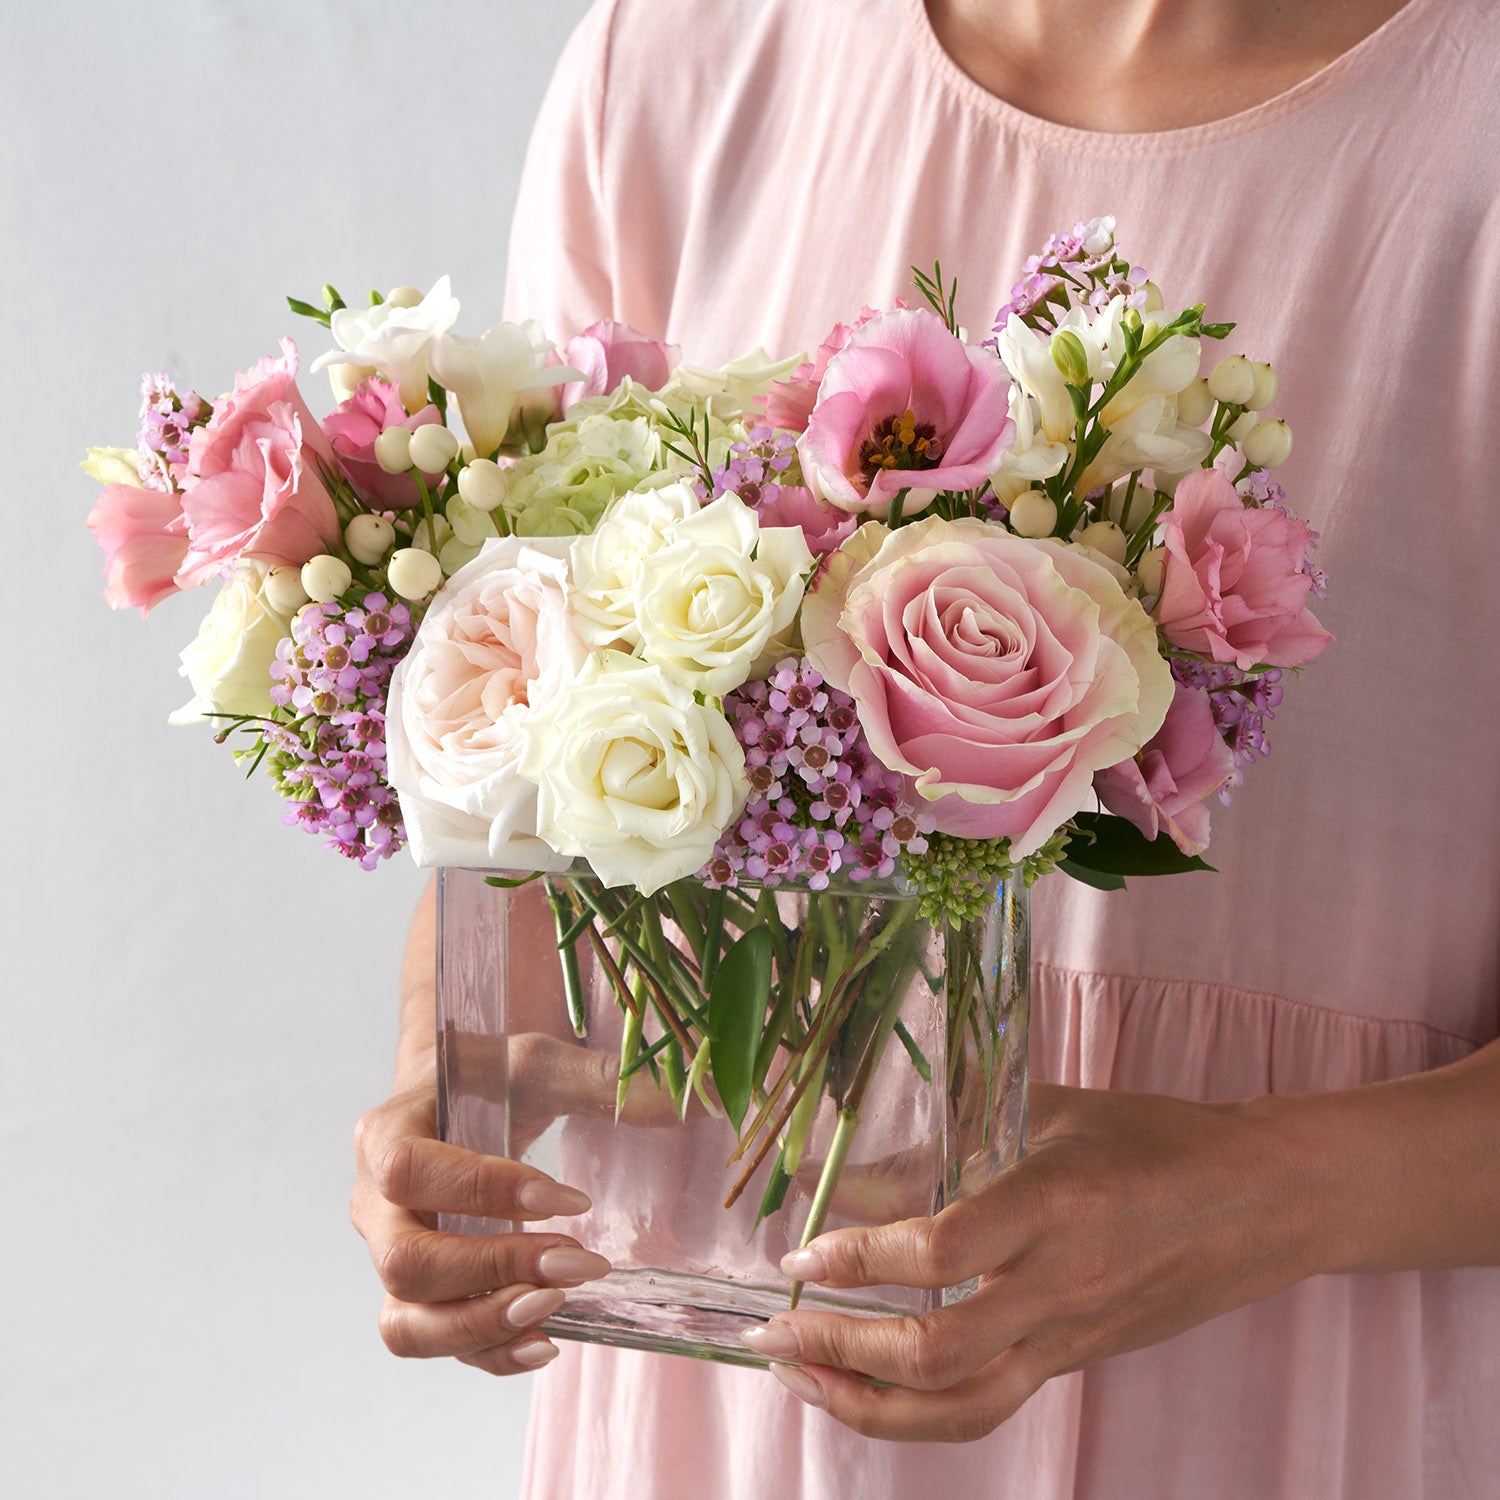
[388,546,444,600]
[408,423,459,475]
[301,554,353,604]
[345,513,396,565]
[1243,418,1294,468]
[384,286,425,309]
[1246,361,1279,411]
[374,426,413,475]
[264,563,309,614]
[457,458,508,512]
[1008,490,1058,539]
[1176,376,1215,428]
[1227,410,1259,444]
[1207,355,1256,406]
[1135,546,1165,597]
[1078,519,1128,565]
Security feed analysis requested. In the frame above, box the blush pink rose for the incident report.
[797,309,1014,516]
[177,339,342,586]
[85,482,189,615]
[803,517,1173,856]
[555,320,680,412]
[1094,682,1236,856]
[762,304,899,434]
[1154,469,1333,670]
[323,375,444,509]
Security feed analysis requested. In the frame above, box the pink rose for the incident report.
[803,517,1173,856]
[797,309,1013,516]
[1154,469,1333,670]
[556,320,680,412]
[763,304,897,434]
[177,339,342,586]
[1094,682,1236,856]
[323,375,444,509]
[85,482,189,615]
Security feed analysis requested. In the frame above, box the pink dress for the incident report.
[502,1,1500,1494]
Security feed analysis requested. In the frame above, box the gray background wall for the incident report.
[2,3,592,1494]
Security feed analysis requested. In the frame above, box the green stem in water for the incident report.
[789,1107,860,1310]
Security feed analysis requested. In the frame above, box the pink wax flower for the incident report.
[177,339,342,586]
[1154,469,1333,670]
[1094,682,1236,856]
[802,517,1173,858]
[763,305,896,434]
[323,375,444,509]
[797,309,1014,516]
[85,482,190,615]
[556,320,680,411]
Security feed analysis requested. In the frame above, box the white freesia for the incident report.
[384,535,585,870]
[634,493,814,694]
[571,482,701,650]
[989,388,1070,506]
[673,348,807,410]
[312,276,461,413]
[167,561,293,726]
[1074,393,1213,494]
[427,320,579,461]
[517,653,748,894]
[996,309,1105,443]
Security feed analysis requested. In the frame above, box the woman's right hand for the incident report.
[350,1076,610,1375]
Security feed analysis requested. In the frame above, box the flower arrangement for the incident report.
[85,219,1331,1320]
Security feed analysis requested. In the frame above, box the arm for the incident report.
[744,1038,1500,1441]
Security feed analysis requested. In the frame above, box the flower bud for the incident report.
[408,423,460,475]
[1140,281,1165,314]
[1246,361,1278,411]
[1242,418,1293,469]
[329,362,376,404]
[264,563,309,614]
[1050,330,1092,387]
[1227,411,1258,444]
[388,546,444,600]
[385,286,424,308]
[1207,355,1256,406]
[1135,546,1165,597]
[457,458,508,512]
[1008,490,1057,539]
[1175,377,1215,428]
[1078,519,1128,565]
[301,554,352,604]
[345,513,396,565]
[374,426,412,474]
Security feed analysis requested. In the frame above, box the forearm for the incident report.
[392,876,438,1093]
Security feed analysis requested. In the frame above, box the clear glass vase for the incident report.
[435,868,1029,1367]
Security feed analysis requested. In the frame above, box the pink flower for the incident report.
[754,483,857,557]
[797,309,1014,516]
[763,305,895,434]
[1094,682,1236,856]
[323,375,444,509]
[1154,469,1333,670]
[803,517,1173,857]
[555,320,680,411]
[177,340,342,586]
[85,482,189,615]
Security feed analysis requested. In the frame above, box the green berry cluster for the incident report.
[903,826,1075,926]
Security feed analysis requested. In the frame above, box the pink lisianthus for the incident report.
[555,320,680,412]
[1094,682,1236,856]
[797,309,1014,516]
[803,517,1173,857]
[177,339,342,586]
[323,376,444,509]
[1154,469,1333,670]
[85,482,189,615]
[762,304,897,433]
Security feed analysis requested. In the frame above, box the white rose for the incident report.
[312,277,461,413]
[634,494,814,695]
[167,562,294,726]
[570,482,701,650]
[517,653,748,894]
[384,535,586,870]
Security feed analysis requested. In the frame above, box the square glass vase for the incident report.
[436,868,1028,1368]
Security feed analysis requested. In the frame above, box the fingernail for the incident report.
[780,1248,827,1281]
[506,1287,566,1330]
[770,1363,826,1408]
[510,1335,560,1369]
[516,1179,593,1216]
[537,1247,613,1285]
[739,1322,801,1359]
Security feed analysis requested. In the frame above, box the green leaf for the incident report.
[708,924,774,1136]
[1062,812,1217,879]
[1058,860,1128,891]
[285,296,331,328]
[753,1151,793,1230]
[483,872,541,888]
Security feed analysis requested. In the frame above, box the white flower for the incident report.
[673,347,807,410]
[634,493,814,694]
[312,276,461,413]
[167,561,293,726]
[427,320,578,461]
[517,653,748,894]
[80,446,144,487]
[384,536,586,870]
[1073,393,1213,494]
[989,388,1070,506]
[995,309,1104,443]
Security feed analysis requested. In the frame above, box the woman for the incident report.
[350,1,1500,1494]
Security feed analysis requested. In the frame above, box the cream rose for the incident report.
[385,535,586,870]
[167,562,294,726]
[517,653,748,894]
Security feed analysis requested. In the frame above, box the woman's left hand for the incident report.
[739,1082,1322,1442]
